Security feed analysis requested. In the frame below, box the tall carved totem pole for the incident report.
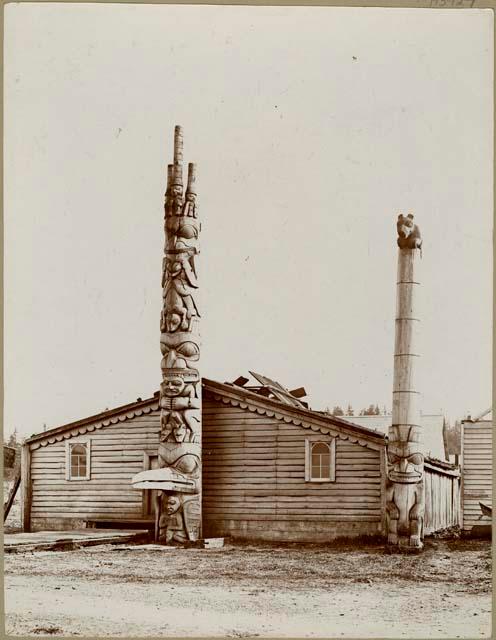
[386,213,425,551]
[132,126,201,544]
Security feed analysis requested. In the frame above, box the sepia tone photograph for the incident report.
[3,3,493,638]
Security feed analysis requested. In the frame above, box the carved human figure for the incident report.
[172,183,184,217]
[182,190,197,218]
[158,493,201,543]
[162,255,199,333]
[158,495,188,544]
[159,376,200,442]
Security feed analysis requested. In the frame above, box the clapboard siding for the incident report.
[29,410,161,530]
[462,420,492,531]
[202,395,382,541]
[25,385,461,541]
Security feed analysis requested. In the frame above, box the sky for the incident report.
[4,4,493,439]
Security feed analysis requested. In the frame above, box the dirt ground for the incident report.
[4,537,491,638]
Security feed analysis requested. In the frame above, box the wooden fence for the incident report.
[424,461,461,535]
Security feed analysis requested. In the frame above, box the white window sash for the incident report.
[305,437,336,483]
[65,438,91,481]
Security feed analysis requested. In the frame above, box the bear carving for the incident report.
[396,213,422,252]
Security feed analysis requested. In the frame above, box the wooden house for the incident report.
[460,410,492,536]
[21,376,461,542]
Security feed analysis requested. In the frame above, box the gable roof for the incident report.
[204,379,386,450]
[25,378,386,451]
[25,394,160,449]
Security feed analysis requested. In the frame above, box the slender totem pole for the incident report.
[386,213,425,551]
[132,126,201,544]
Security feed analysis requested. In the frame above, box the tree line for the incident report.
[324,404,387,417]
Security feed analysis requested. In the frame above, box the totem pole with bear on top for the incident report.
[386,213,425,551]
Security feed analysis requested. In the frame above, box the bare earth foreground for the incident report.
[4,538,491,638]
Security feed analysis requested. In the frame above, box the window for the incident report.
[305,437,336,482]
[65,439,91,481]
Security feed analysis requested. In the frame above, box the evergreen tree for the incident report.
[6,428,18,448]
[362,404,376,416]
[346,404,354,416]
[332,406,344,416]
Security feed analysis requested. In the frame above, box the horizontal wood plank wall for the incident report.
[462,421,492,531]
[202,395,382,541]
[424,468,460,535]
[30,411,161,529]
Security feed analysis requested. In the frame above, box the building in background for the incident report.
[461,409,492,537]
[341,414,447,462]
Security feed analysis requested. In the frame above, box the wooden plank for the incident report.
[274,451,378,461]
[206,444,276,451]
[464,428,493,435]
[203,495,380,505]
[203,513,381,522]
[204,489,381,498]
[31,470,139,477]
[204,489,381,499]
[31,462,145,472]
[30,510,143,517]
[205,501,382,511]
[204,479,380,488]
[424,470,432,534]
[32,499,142,508]
[203,417,280,425]
[203,471,381,480]
[32,480,141,488]
[29,452,65,459]
[21,445,32,532]
[32,491,142,498]
[203,507,381,517]
[465,478,493,489]
[379,446,387,534]
[205,452,274,458]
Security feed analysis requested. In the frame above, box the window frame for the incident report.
[65,438,91,481]
[305,436,336,483]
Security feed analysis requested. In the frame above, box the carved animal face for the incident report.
[397,214,414,239]
[160,337,200,371]
[387,441,424,484]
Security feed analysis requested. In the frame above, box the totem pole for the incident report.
[386,213,425,551]
[132,126,201,543]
